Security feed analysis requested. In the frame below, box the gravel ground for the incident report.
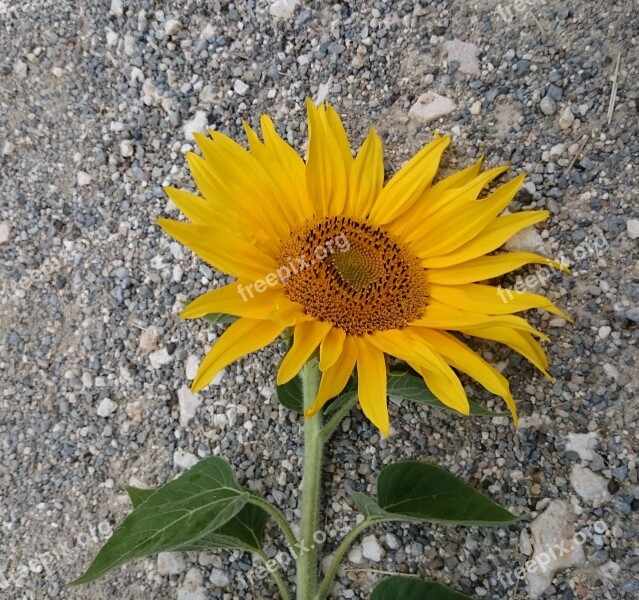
[1,1,638,599]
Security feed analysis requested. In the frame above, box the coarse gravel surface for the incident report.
[1,1,638,599]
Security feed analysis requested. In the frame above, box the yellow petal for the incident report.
[369,135,450,225]
[243,120,309,224]
[319,327,346,371]
[421,211,551,268]
[414,329,517,424]
[412,174,525,257]
[305,336,357,416]
[428,283,571,320]
[277,320,333,384]
[344,128,384,218]
[192,318,285,392]
[389,156,485,236]
[185,151,278,254]
[306,99,348,216]
[408,360,470,416]
[367,328,456,378]
[194,132,292,240]
[260,115,314,220]
[355,338,390,436]
[427,252,568,285]
[322,103,353,171]
[164,187,227,227]
[459,325,551,379]
[157,219,278,281]
[180,282,287,320]
[413,300,549,339]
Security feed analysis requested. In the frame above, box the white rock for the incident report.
[385,532,401,550]
[570,465,610,505]
[13,60,27,78]
[443,39,480,74]
[209,568,230,587]
[233,79,249,95]
[120,140,134,158]
[519,528,533,556]
[627,219,639,240]
[558,106,575,130]
[598,325,611,340]
[105,28,118,46]
[347,545,363,564]
[124,34,137,57]
[164,19,182,36]
[603,363,619,381]
[138,326,159,354]
[199,85,216,105]
[200,23,216,40]
[211,368,226,386]
[470,100,481,115]
[504,227,546,254]
[185,355,199,380]
[149,348,172,369]
[97,398,118,417]
[178,386,202,427]
[599,560,621,579]
[110,0,123,16]
[77,171,92,186]
[527,500,586,598]
[157,552,186,575]
[408,92,456,123]
[2,141,13,156]
[564,431,598,461]
[174,450,199,470]
[549,143,565,158]
[178,568,206,600]
[269,0,300,19]
[361,534,385,562]
[183,111,208,142]
[0,222,11,244]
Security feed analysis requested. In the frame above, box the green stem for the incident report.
[248,495,299,551]
[296,360,323,600]
[256,549,292,600]
[319,392,358,443]
[316,518,378,600]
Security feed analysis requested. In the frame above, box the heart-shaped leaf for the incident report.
[203,312,238,325]
[387,372,507,417]
[73,457,248,584]
[125,486,269,552]
[355,461,517,526]
[371,576,472,600]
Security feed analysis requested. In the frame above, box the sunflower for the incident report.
[159,100,568,436]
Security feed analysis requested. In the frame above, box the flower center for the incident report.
[278,216,428,336]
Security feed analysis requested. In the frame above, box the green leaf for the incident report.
[73,457,249,584]
[387,372,507,417]
[357,461,518,527]
[125,486,269,552]
[371,576,472,600]
[277,373,303,413]
[202,312,238,325]
[125,486,155,508]
[322,379,357,417]
[174,503,269,553]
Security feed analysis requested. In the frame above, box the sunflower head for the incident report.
[160,99,569,436]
